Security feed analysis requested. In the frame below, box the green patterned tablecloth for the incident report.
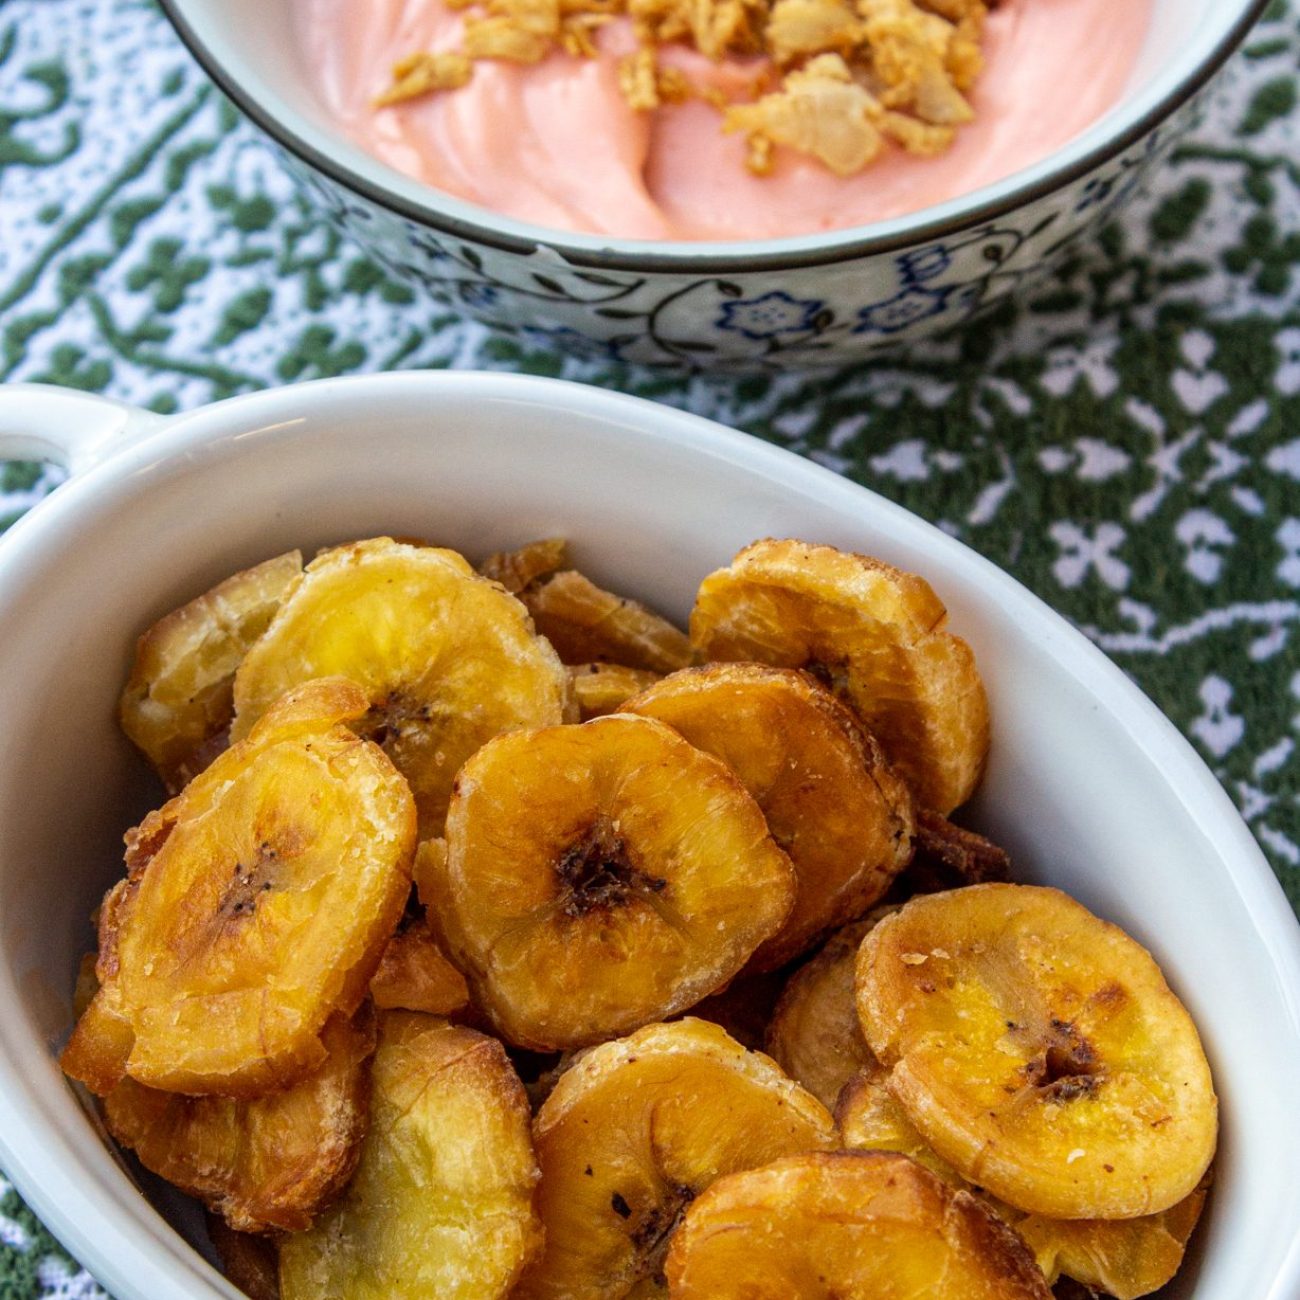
[2,0,1299,1294]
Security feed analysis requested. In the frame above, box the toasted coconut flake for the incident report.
[379,0,988,176]
[376,51,473,106]
[725,55,885,177]
[767,0,861,65]
[619,46,661,109]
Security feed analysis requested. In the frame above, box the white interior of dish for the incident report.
[0,374,1298,1300]
[162,0,1253,257]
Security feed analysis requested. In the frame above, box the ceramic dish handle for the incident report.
[0,383,164,480]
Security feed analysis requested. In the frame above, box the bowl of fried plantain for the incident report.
[0,373,1297,1300]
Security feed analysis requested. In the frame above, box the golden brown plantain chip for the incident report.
[480,537,569,593]
[62,678,415,1098]
[278,1012,542,1300]
[568,662,662,719]
[427,714,796,1050]
[232,537,571,837]
[856,884,1218,1219]
[626,664,913,969]
[835,1067,1211,1299]
[369,908,469,1016]
[663,1150,1053,1299]
[1017,1180,1209,1300]
[690,538,989,813]
[517,1018,836,1299]
[521,569,691,674]
[103,1010,375,1233]
[119,551,303,793]
[765,910,895,1109]
[834,1064,980,1190]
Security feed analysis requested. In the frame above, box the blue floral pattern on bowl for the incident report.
[717,291,825,340]
[279,100,1192,370]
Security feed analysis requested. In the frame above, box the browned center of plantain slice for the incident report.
[231,538,571,838]
[689,538,989,814]
[426,714,796,1051]
[62,678,415,1098]
[120,549,303,793]
[516,1019,836,1299]
[278,1012,542,1300]
[663,1150,1053,1299]
[103,1008,376,1234]
[835,1067,1212,1300]
[855,884,1218,1220]
[765,909,895,1109]
[555,815,667,914]
[626,664,913,970]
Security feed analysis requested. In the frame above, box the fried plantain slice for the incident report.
[855,884,1217,1219]
[836,1064,985,1189]
[835,1069,1211,1299]
[690,538,989,813]
[627,665,913,969]
[521,569,691,674]
[73,951,100,1019]
[664,1150,1053,1299]
[102,1009,375,1233]
[427,714,796,1050]
[278,1012,542,1300]
[232,538,571,836]
[517,1018,836,1299]
[896,806,1012,895]
[1015,1179,1209,1300]
[207,1215,280,1300]
[62,678,415,1098]
[569,662,663,720]
[480,537,568,594]
[765,911,894,1109]
[369,908,469,1016]
[120,551,303,793]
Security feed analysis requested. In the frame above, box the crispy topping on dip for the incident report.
[379,0,988,175]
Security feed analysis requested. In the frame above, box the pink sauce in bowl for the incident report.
[292,0,1153,242]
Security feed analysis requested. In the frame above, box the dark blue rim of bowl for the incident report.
[159,0,1269,274]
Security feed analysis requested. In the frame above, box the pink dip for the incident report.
[292,0,1153,241]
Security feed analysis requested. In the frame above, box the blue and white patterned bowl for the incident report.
[160,0,1266,369]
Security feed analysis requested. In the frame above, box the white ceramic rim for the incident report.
[0,373,1298,1299]
[157,0,1270,271]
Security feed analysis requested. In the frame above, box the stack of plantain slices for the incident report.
[62,534,1216,1299]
